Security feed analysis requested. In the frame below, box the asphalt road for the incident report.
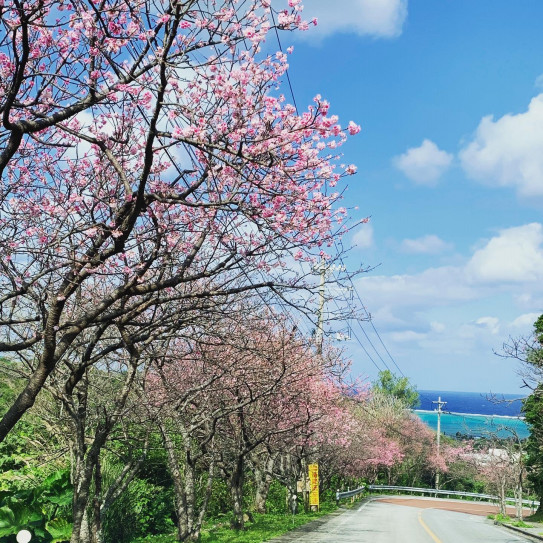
[271,498,534,543]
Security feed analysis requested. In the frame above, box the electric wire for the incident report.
[336,253,407,377]
[270,7,299,115]
[267,5,439,408]
[329,294,389,373]
[331,255,436,405]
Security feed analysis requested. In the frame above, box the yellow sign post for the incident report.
[308,463,319,511]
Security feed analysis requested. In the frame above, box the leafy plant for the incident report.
[0,470,72,542]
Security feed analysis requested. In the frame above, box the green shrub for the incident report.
[102,479,174,543]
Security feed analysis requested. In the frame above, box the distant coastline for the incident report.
[414,409,525,420]
[415,390,529,438]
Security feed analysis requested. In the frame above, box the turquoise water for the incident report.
[415,410,529,439]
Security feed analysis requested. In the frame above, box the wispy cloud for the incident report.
[354,224,543,347]
[394,139,453,185]
[400,234,452,254]
[301,0,408,40]
[352,223,374,249]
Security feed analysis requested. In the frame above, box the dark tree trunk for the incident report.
[230,455,246,530]
[91,458,103,543]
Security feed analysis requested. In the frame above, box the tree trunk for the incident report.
[71,465,94,543]
[159,422,190,541]
[515,479,523,520]
[499,482,507,516]
[230,455,246,530]
[253,454,275,514]
[254,471,272,514]
[286,481,298,515]
[91,458,103,543]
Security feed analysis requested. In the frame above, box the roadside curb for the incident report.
[497,521,543,542]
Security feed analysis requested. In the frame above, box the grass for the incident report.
[201,510,333,543]
[511,520,533,528]
[487,513,534,529]
[134,504,340,543]
[487,513,511,522]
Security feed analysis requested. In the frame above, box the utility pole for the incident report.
[433,396,446,490]
[315,258,326,354]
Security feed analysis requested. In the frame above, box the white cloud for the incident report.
[474,316,501,335]
[356,265,477,311]
[389,330,426,343]
[351,227,543,392]
[466,223,543,284]
[400,234,452,254]
[352,223,374,249]
[393,139,453,185]
[355,223,543,335]
[303,0,407,39]
[535,74,543,90]
[510,312,540,329]
[460,94,543,197]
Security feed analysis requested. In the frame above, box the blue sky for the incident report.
[281,1,543,393]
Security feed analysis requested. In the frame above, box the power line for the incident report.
[270,7,299,115]
[266,10,429,400]
[349,320,389,373]
[353,317,392,372]
[330,259,435,405]
[326,293,388,373]
[327,266,392,372]
[337,253,407,377]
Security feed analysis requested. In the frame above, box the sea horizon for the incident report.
[418,389,525,417]
[415,389,529,438]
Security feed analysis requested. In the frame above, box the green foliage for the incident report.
[512,520,533,528]
[199,511,334,543]
[262,481,287,514]
[206,478,231,518]
[489,513,511,522]
[372,370,420,408]
[0,470,72,542]
[522,314,543,506]
[44,519,73,543]
[102,477,174,543]
[528,510,543,522]
[442,478,485,494]
[490,513,533,528]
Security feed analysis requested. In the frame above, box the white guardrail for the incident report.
[336,486,366,503]
[336,484,540,508]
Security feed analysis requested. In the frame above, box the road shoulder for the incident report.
[267,501,370,542]
[496,521,543,542]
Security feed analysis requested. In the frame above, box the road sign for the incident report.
[309,463,319,509]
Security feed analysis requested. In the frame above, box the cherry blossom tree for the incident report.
[144,310,344,537]
[475,430,527,519]
[245,362,353,515]
[334,391,468,489]
[0,0,361,442]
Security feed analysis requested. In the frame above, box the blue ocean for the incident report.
[414,390,529,439]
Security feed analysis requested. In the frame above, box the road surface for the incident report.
[271,497,534,542]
